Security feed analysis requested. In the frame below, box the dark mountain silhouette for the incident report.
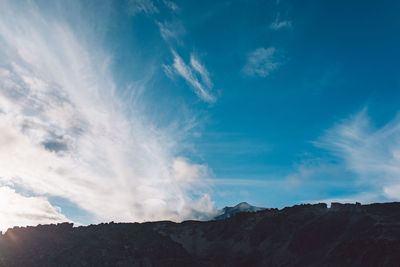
[1,202,400,266]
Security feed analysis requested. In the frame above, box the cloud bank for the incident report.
[0,0,216,231]
[0,187,69,232]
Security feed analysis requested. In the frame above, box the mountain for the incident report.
[214,201,265,220]
[1,202,400,266]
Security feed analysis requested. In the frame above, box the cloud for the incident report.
[147,0,212,103]
[164,50,216,103]
[270,20,292,30]
[161,63,175,79]
[156,20,185,41]
[243,47,282,77]
[0,0,216,228]
[190,55,213,90]
[269,6,292,30]
[143,0,213,103]
[0,186,69,232]
[271,108,400,205]
[128,0,159,15]
[315,108,400,200]
[163,0,179,12]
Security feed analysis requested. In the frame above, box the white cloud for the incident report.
[316,108,400,200]
[128,0,159,15]
[164,50,216,103]
[0,186,69,232]
[156,20,185,41]
[269,12,292,30]
[173,157,209,185]
[0,0,216,228]
[270,20,292,30]
[190,55,213,90]
[243,47,282,77]
[150,0,213,103]
[161,63,175,79]
[163,0,179,12]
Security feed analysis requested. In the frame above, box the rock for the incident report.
[1,202,400,266]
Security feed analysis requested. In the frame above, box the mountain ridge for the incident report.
[1,202,400,266]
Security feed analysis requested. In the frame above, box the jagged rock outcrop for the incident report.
[1,202,400,266]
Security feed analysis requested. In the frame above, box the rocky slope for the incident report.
[1,202,400,266]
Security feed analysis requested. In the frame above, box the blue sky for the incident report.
[0,0,400,229]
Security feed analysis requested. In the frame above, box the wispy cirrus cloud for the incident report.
[0,0,216,231]
[163,0,179,12]
[127,0,214,102]
[243,47,283,77]
[270,19,292,30]
[128,0,159,15]
[315,108,400,200]
[269,11,292,30]
[285,108,400,205]
[190,55,213,90]
[163,50,216,103]
[156,20,185,42]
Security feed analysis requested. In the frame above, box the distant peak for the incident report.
[235,202,251,208]
[214,202,265,220]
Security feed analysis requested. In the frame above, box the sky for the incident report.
[0,0,400,231]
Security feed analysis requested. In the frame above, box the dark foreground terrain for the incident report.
[1,202,400,266]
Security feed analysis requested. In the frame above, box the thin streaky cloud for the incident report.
[315,108,400,201]
[161,63,175,79]
[156,20,185,42]
[190,55,213,89]
[167,50,216,103]
[243,47,282,77]
[270,20,292,30]
[163,0,179,12]
[128,0,159,15]
[147,1,213,103]
[209,178,280,187]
